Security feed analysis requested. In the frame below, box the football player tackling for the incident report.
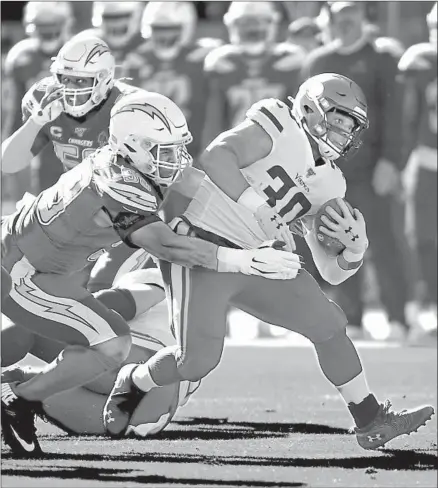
[1,92,299,455]
[105,74,434,450]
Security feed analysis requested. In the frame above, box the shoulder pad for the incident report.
[187,39,224,63]
[246,98,294,142]
[4,39,39,74]
[93,148,159,214]
[204,44,237,73]
[113,80,140,96]
[272,47,306,72]
[398,43,436,72]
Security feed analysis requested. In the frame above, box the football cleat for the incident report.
[355,400,435,450]
[1,382,42,457]
[103,363,144,437]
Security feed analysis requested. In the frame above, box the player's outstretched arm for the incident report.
[129,220,300,280]
[1,83,63,174]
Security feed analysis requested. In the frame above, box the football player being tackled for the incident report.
[105,74,434,450]
[2,268,200,439]
[1,92,299,456]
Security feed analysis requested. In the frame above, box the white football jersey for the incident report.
[184,98,347,249]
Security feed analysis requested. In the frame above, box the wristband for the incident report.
[337,249,364,271]
[216,247,243,273]
[237,187,266,213]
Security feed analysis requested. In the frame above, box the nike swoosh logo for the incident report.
[10,426,35,452]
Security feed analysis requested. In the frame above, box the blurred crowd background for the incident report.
[1,1,436,342]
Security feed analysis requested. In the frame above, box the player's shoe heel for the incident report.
[103,363,144,437]
[355,400,434,450]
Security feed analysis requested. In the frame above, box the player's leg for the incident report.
[93,267,166,323]
[234,270,434,449]
[104,263,237,435]
[87,244,151,293]
[1,320,36,367]
[3,265,132,403]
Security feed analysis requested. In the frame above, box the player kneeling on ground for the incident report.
[2,269,199,438]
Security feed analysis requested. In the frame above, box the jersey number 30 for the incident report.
[263,166,311,224]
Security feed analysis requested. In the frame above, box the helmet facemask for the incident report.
[54,69,113,118]
[293,94,368,160]
[150,25,184,60]
[101,13,136,48]
[228,16,276,55]
[113,135,193,187]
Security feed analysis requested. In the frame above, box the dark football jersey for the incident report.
[204,43,305,129]
[22,78,138,171]
[7,146,162,275]
[124,38,222,157]
[398,42,437,149]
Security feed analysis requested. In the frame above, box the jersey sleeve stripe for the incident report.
[259,106,284,133]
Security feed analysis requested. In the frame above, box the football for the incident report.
[314,198,355,257]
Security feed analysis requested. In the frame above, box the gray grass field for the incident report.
[2,342,437,488]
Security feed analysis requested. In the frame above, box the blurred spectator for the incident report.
[302,1,410,341]
[287,17,323,53]
[124,1,221,162]
[2,2,73,200]
[72,2,145,78]
[398,3,437,324]
[202,1,305,148]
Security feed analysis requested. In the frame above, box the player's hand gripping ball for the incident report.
[315,198,355,257]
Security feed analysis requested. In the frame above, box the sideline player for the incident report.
[1,91,300,455]
[2,269,200,438]
[2,2,73,198]
[105,74,434,450]
[398,3,437,324]
[125,1,222,160]
[202,1,305,147]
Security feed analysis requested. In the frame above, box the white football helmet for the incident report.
[109,92,193,187]
[224,1,280,55]
[292,73,369,160]
[92,2,144,49]
[23,2,73,54]
[141,2,197,60]
[50,36,115,118]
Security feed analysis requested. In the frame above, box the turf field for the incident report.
[2,339,437,488]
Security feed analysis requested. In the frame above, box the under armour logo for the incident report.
[345,226,359,242]
[367,434,382,442]
[105,410,115,424]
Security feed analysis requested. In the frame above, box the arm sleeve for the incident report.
[111,211,162,248]
[305,228,362,285]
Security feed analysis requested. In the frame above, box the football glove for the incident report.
[317,198,369,255]
[254,203,296,252]
[27,83,64,126]
[217,240,301,280]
